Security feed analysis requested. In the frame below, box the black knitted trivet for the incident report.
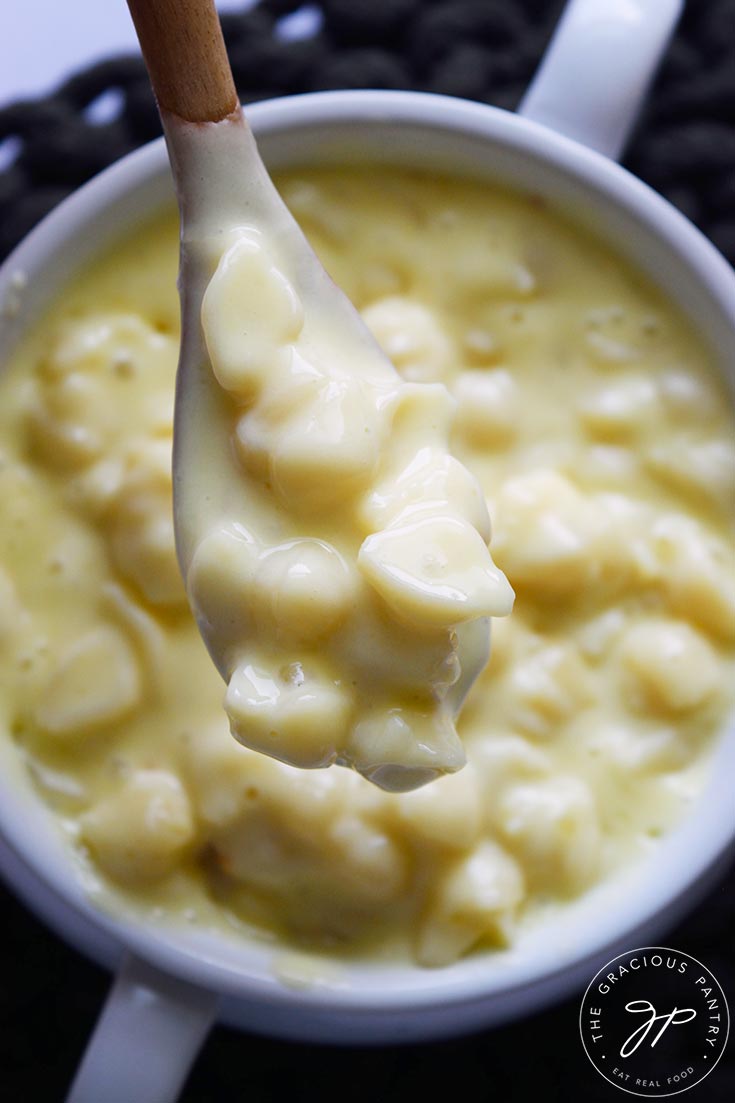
[0,3,733,1102]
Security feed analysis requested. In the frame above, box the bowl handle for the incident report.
[518,0,683,161]
[65,953,217,1103]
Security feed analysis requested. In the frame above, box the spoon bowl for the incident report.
[127,0,511,792]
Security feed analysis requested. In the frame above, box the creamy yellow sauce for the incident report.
[174,116,512,795]
[178,118,512,794]
[1,167,734,967]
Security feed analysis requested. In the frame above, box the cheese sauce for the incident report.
[174,119,513,794]
[0,167,733,967]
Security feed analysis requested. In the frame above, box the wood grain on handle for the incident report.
[127,0,238,123]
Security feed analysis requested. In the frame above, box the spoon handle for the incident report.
[127,0,238,124]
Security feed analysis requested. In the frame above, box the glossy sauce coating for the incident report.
[187,216,512,792]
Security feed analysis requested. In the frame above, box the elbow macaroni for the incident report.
[0,168,733,967]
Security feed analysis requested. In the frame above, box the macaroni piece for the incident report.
[0,168,733,968]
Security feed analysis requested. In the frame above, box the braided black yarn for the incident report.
[0,4,734,1103]
[2,1,735,263]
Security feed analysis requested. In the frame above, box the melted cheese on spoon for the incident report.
[172,117,513,792]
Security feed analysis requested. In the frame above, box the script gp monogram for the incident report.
[620,1002,697,1058]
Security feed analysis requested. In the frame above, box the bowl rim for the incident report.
[1,88,734,1020]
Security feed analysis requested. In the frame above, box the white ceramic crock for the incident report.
[1,2,733,1101]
